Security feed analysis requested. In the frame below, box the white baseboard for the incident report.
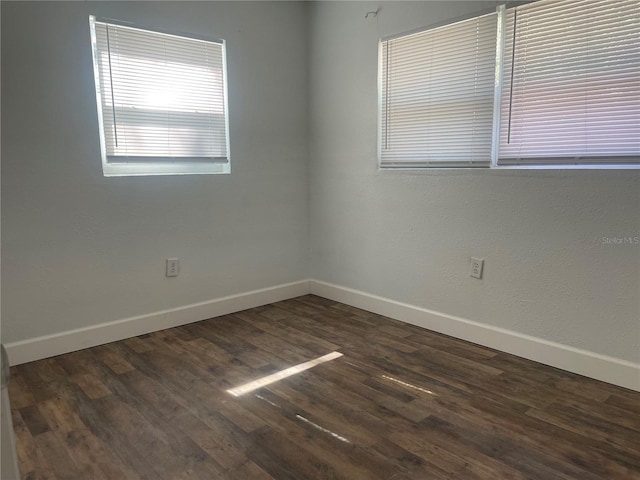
[5,280,311,366]
[309,280,640,392]
[6,278,638,392]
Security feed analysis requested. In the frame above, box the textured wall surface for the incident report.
[1,1,309,342]
[308,1,640,363]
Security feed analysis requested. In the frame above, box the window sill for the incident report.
[378,164,640,171]
[102,161,230,177]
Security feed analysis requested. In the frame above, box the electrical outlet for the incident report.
[166,258,179,277]
[470,257,484,279]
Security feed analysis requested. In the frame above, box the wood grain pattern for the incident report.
[9,295,640,479]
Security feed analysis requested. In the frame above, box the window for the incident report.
[89,17,230,176]
[497,0,640,166]
[379,0,640,169]
[380,13,498,168]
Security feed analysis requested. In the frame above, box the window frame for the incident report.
[89,16,231,177]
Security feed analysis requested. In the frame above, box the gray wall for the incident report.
[308,1,640,363]
[1,1,309,342]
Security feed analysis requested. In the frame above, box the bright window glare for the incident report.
[100,53,225,114]
[226,351,343,397]
[145,89,174,109]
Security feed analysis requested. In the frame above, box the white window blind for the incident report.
[89,17,230,176]
[379,13,498,168]
[498,0,640,166]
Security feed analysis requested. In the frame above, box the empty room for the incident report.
[1,0,639,478]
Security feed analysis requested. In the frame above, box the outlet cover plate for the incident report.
[470,257,484,279]
[166,258,179,277]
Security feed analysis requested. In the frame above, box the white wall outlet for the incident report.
[470,257,484,279]
[166,258,179,277]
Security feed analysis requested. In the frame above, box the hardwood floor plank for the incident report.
[11,410,48,479]
[122,336,154,354]
[93,344,135,375]
[67,384,161,480]
[176,411,247,471]
[236,310,342,354]
[525,405,640,457]
[71,374,111,400]
[463,392,640,478]
[9,295,640,480]
[19,406,51,437]
[36,399,85,434]
[606,393,640,415]
[62,428,129,480]
[242,390,403,479]
[7,368,37,409]
[228,460,276,480]
[418,415,588,480]
[33,431,83,480]
[551,395,640,432]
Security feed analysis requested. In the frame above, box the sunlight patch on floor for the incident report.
[227,351,343,397]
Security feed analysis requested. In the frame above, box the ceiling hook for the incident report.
[365,8,381,19]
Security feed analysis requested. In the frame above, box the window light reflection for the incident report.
[254,393,281,409]
[227,351,343,397]
[381,374,436,396]
[296,415,351,444]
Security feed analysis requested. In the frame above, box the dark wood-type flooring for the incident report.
[9,295,640,479]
